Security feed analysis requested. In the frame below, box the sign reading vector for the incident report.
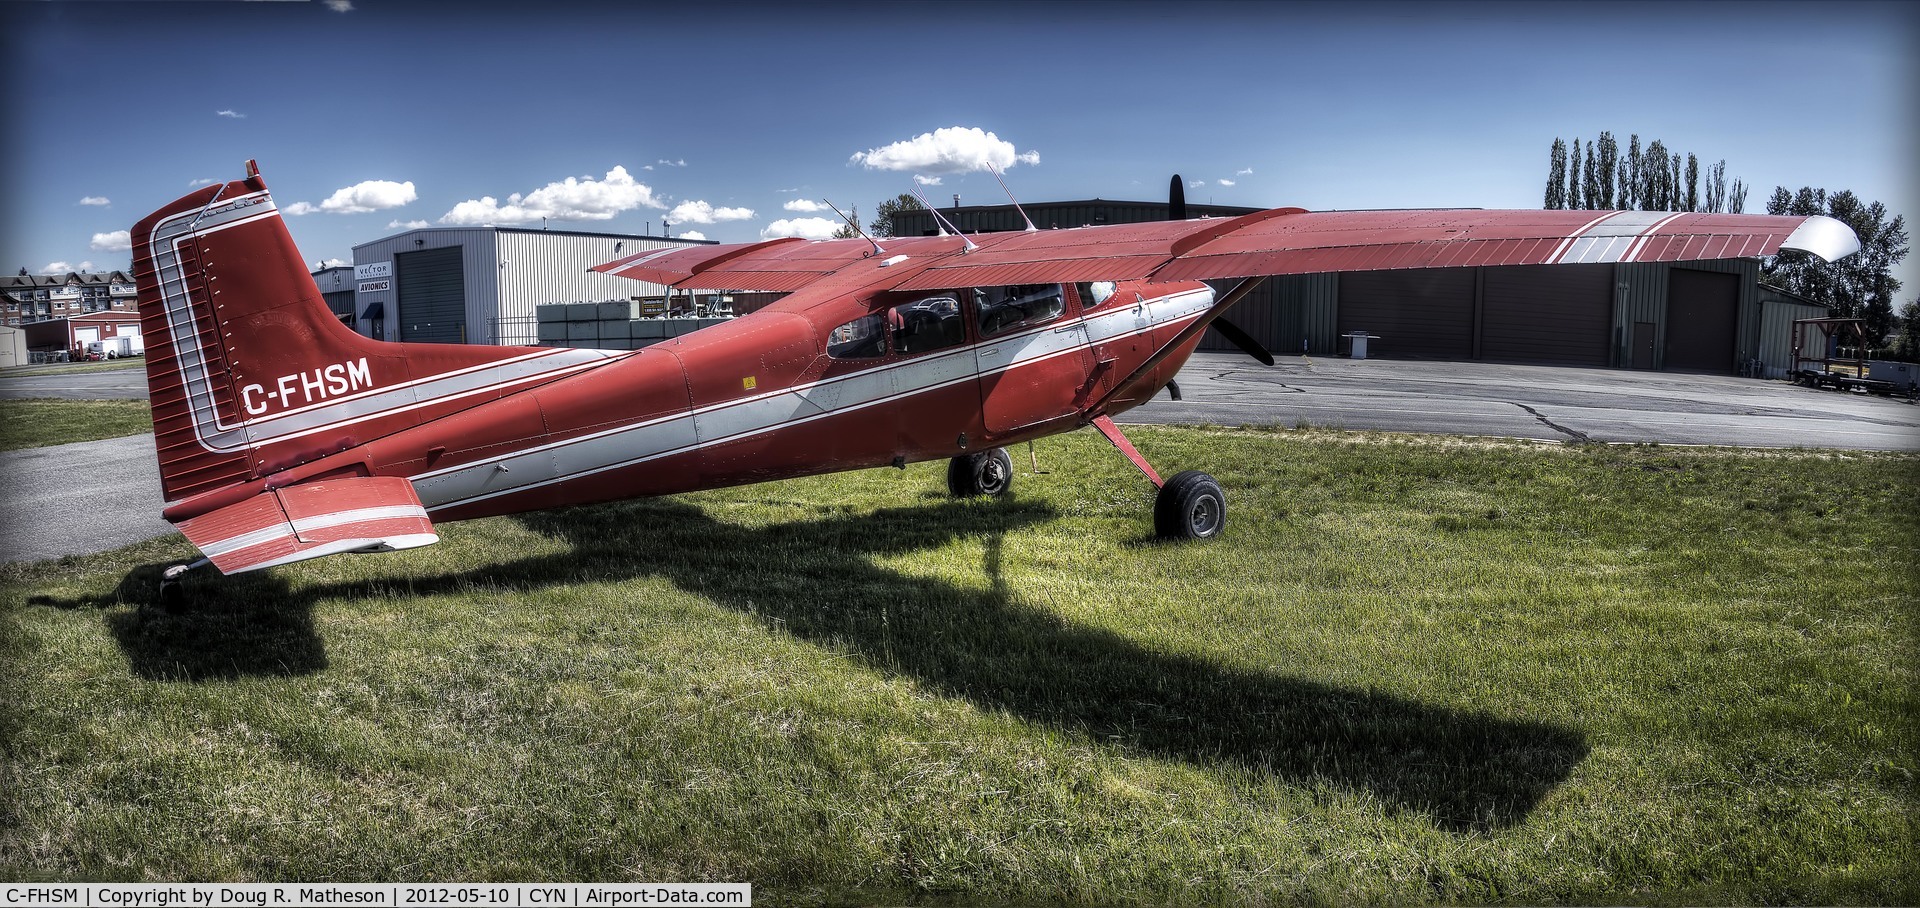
[241,357,373,415]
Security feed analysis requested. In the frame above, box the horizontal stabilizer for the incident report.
[175,475,437,574]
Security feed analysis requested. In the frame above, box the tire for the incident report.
[947,448,1013,498]
[1154,470,1225,540]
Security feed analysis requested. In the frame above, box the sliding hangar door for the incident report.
[1204,260,1754,373]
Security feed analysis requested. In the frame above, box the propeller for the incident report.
[1208,316,1275,366]
[1168,173,1271,366]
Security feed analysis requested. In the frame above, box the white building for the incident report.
[349,227,709,345]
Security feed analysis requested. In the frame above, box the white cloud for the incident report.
[388,219,431,230]
[317,179,417,214]
[325,0,354,11]
[914,174,943,186]
[189,178,216,188]
[90,230,132,252]
[284,202,319,216]
[783,199,827,213]
[657,159,686,168]
[217,109,246,119]
[1218,179,1236,187]
[321,257,349,267]
[760,217,841,240]
[667,200,754,224]
[1189,180,1206,188]
[851,127,1039,175]
[44,261,94,274]
[676,230,708,241]
[440,165,663,226]
[79,196,110,207]
[1236,168,1254,176]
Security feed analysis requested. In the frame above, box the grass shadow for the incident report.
[50,495,1586,830]
[27,562,328,681]
[504,498,1585,831]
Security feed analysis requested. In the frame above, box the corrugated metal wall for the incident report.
[492,232,683,344]
[1757,296,1829,378]
[1197,274,1340,356]
[1480,264,1613,366]
[1613,258,1759,371]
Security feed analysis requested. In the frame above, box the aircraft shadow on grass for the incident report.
[60,496,1585,831]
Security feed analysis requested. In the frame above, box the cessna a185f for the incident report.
[130,162,1858,583]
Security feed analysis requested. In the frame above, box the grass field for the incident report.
[2,427,1914,904]
[2,360,147,377]
[0,398,152,451]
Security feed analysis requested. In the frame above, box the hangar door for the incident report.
[1337,270,1474,359]
[397,246,466,344]
[1664,268,1739,373]
[1479,264,1612,366]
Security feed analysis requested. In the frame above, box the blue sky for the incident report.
[5,1,1915,292]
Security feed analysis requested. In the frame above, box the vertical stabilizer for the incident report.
[131,162,620,506]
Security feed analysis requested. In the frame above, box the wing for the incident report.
[593,208,1859,292]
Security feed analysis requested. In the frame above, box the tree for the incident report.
[870,193,925,238]
[1595,131,1617,208]
[1704,159,1727,213]
[1684,154,1700,212]
[1642,139,1669,209]
[1545,139,1568,209]
[1582,139,1601,210]
[1729,178,1748,215]
[1764,186,1910,342]
[1625,134,1642,210]
[1567,138,1583,211]
[1893,299,1920,362]
[831,206,861,239]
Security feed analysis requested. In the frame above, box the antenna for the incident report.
[913,188,977,252]
[986,163,1038,232]
[822,199,885,257]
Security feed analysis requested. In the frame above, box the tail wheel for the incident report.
[947,447,1014,498]
[1155,470,1225,540]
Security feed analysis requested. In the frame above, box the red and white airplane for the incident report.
[129,162,1858,585]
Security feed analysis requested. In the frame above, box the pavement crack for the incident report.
[1511,402,1592,443]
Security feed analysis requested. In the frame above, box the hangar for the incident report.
[349,227,709,346]
[889,201,1827,375]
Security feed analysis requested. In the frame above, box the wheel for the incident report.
[1154,470,1226,540]
[947,447,1014,498]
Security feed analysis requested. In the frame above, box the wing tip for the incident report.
[1783,215,1861,263]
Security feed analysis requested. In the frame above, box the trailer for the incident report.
[1788,318,1917,402]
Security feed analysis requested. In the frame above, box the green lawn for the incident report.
[0,398,152,451]
[2,427,1913,904]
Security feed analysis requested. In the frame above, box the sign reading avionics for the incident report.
[354,262,392,281]
[357,280,390,293]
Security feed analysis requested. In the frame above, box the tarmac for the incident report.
[3,355,1916,566]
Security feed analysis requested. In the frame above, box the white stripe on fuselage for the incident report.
[412,287,1213,512]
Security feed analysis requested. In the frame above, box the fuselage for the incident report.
[336,261,1213,523]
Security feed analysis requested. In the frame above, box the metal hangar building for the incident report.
[347,227,710,346]
[890,201,1826,375]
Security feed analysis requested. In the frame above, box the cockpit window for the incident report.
[826,312,886,359]
[977,284,1064,338]
[891,296,965,355]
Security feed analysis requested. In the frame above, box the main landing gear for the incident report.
[152,557,211,613]
[947,447,1014,497]
[1091,415,1226,541]
[945,419,1226,541]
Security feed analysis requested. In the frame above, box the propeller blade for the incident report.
[1169,174,1186,221]
[1209,316,1274,366]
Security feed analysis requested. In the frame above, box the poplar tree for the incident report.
[1583,143,1600,210]
[1567,138,1584,211]
[1684,154,1700,212]
[1626,134,1643,210]
[1595,132,1618,208]
[1545,139,1568,209]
